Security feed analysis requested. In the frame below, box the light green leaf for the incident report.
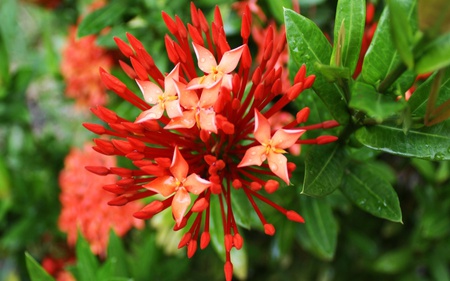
[267,0,292,23]
[350,81,407,122]
[285,9,350,125]
[298,196,337,260]
[77,1,126,37]
[25,252,55,281]
[355,121,450,160]
[231,187,260,230]
[75,232,99,281]
[415,33,450,74]
[106,229,129,278]
[361,0,417,89]
[387,0,414,69]
[302,144,346,196]
[315,63,351,82]
[330,0,366,74]
[209,195,226,261]
[341,162,402,222]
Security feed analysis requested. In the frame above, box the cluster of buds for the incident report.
[83,3,338,280]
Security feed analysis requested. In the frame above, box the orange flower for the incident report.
[58,143,143,255]
[61,26,113,109]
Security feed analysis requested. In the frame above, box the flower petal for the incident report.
[165,110,196,129]
[199,109,217,133]
[172,188,191,226]
[165,100,183,119]
[271,129,305,149]
[254,109,271,144]
[143,175,176,197]
[192,42,217,73]
[267,152,289,184]
[184,173,210,195]
[170,146,189,181]
[174,80,198,108]
[217,45,244,74]
[135,106,163,122]
[136,80,163,105]
[199,81,220,108]
[164,63,180,94]
[237,145,266,167]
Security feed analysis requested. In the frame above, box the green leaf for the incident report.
[315,63,351,82]
[372,248,412,274]
[209,195,226,261]
[302,144,346,196]
[75,232,99,281]
[355,121,450,160]
[330,0,365,74]
[387,0,414,69]
[267,0,292,23]
[25,252,55,281]
[361,0,417,88]
[231,187,261,230]
[341,162,402,222]
[77,1,126,37]
[106,229,129,278]
[298,196,337,260]
[350,81,407,122]
[285,9,349,125]
[418,0,450,36]
[0,31,9,99]
[415,33,450,74]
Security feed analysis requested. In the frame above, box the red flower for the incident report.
[58,143,143,255]
[84,3,338,280]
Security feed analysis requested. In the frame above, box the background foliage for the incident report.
[1,0,450,280]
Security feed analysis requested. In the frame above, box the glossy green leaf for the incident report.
[350,81,407,122]
[387,0,414,69]
[415,33,450,74]
[285,9,349,125]
[330,0,365,73]
[355,121,450,160]
[25,252,55,281]
[209,195,226,261]
[231,187,260,230]
[341,162,402,222]
[77,1,126,37]
[299,196,337,260]
[315,63,351,82]
[106,229,129,277]
[75,233,99,281]
[361,0,417,88]
[302,144,346,196]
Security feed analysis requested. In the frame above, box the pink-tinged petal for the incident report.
[135,106,163,122]
[184,173,210,195]
[172,188,191,226]
[165,110,196,129]
[186,77,206,90]
[237,145,267,167]
[202,74,221,87]
[143,175,176,197]
[271,129,305,149]
[170,146,189,181]
[165,100,183,118]
[199,109,217,133]
[267,152,289,184]
[174,80,198,108]
[199,81,220,108]
[217,45,244,73]
[220,74,233,90]
[254,109,271,144]
[136,80,163,105]
[164,64,180,94]
[192,42,217,73]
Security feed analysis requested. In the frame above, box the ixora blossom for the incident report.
[83,4,338,280]
[58,143,143,256]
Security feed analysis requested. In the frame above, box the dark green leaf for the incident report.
[77,2,127,37]
[372,248,412,274]
[298,196,337,260]
[361,0,417,88]
[25,252,55,281]
[106,229,129,277]
[415,33,450,74]
[0,31,9,99]
[231,187,261,230]
[350,81,407,122]
[285,9,349,125]
[355,121,450,160]
[387,0,414,69]
[330,0,365,73]
[302,144,346,196]
[75,232,99,281]
[341,162,402,222]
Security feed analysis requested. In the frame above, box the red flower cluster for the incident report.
[84,4,338,280]
[58,143,143,255]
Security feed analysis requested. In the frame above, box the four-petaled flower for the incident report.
[238,110,305,184]
[188,43,244,90]
[144,146,210,226]
[135,63,182,122]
